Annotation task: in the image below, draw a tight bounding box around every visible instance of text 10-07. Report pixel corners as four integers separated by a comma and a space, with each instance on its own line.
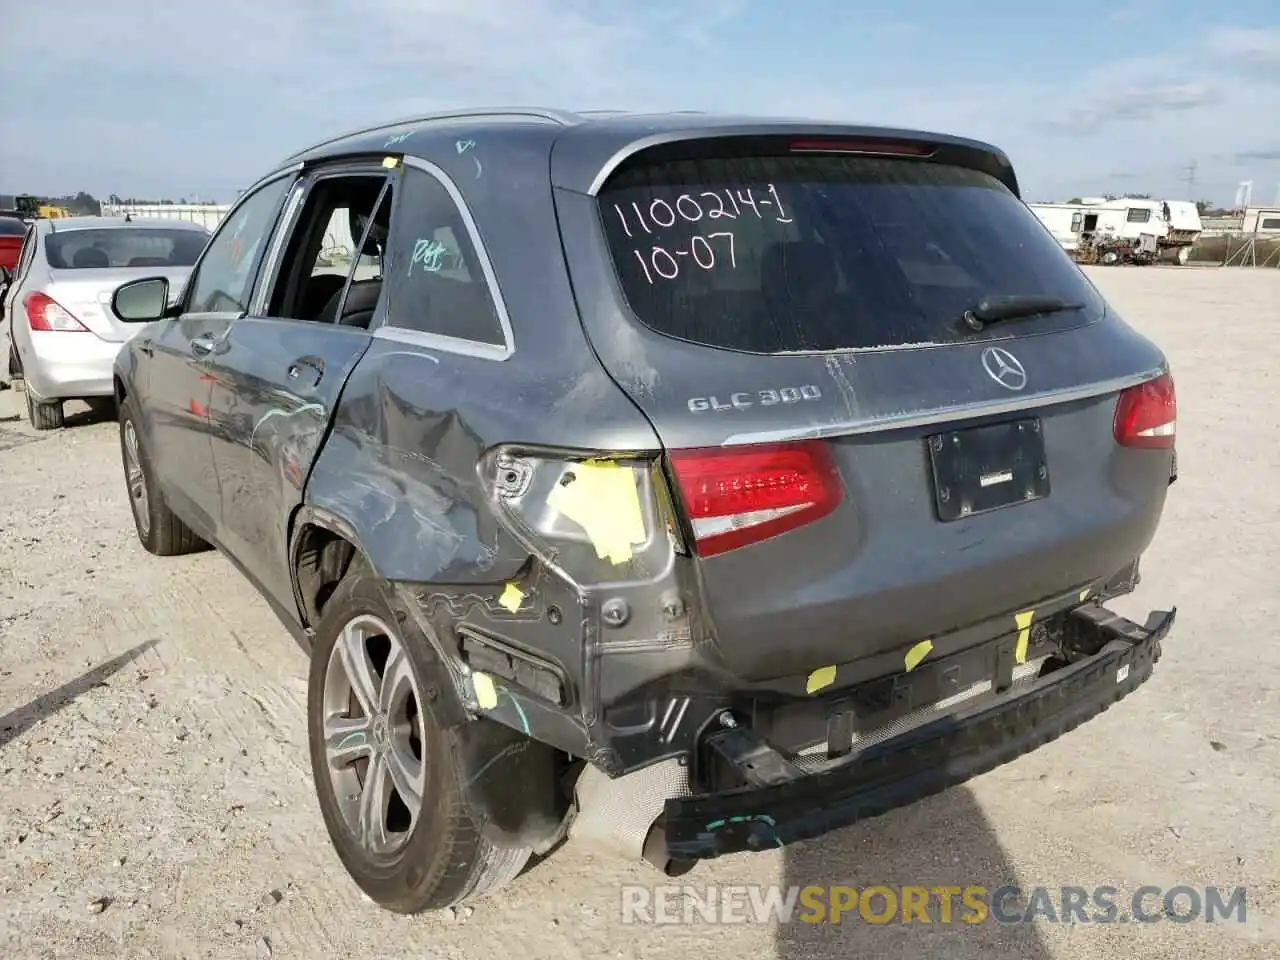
634, 233, 737, 284
613, 184, 792, 238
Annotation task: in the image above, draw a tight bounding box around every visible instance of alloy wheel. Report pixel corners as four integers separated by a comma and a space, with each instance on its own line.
322, 614, 428, 856
122, 420, 150, 537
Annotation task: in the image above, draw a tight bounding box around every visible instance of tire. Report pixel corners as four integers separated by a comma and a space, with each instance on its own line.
27, 391, 63, 430
7, 343, 20, 379
118, 395, 207, 555
308, 567, 533, 913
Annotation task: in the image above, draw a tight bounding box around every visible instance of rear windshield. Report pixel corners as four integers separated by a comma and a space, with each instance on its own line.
45, 227, 208, 270
598, 154, 1105, 352
0, 218, 25, 236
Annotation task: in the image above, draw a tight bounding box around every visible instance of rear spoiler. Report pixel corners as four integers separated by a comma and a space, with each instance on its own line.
549, 122, 1021, 199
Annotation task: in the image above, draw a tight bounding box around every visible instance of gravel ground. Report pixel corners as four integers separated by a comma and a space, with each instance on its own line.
1, 266, 1277, 959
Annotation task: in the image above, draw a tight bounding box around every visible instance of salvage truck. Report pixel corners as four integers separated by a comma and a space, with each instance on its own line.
104, 107, 1179, 914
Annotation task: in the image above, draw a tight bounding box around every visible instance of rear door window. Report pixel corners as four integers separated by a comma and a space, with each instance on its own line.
45, 228, 209, 269
597, 153, 1105, 353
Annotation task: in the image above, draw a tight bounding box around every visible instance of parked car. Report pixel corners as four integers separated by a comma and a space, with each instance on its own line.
106, 108, 1178, 914
0, 213, 24, 274
2, 216, 209, 428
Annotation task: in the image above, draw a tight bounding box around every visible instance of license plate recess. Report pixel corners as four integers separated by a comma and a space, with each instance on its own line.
928, 418, 1049, 522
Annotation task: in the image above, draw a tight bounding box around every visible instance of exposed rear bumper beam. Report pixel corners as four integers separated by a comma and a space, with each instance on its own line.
662, 603, 1175, 859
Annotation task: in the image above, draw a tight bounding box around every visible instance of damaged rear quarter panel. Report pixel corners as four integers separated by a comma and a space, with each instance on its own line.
305, 346, 659, 585
300, 126, 671, 755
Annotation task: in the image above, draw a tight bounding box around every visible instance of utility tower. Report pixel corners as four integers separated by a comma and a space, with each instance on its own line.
1177, 161, 1198, 196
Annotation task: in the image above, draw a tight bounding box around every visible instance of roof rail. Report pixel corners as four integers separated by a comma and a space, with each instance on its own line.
575, 109, 708, 116
279, 107, 584, 163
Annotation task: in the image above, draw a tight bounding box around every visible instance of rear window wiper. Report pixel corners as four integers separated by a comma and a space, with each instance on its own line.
960, 295, 1085, 332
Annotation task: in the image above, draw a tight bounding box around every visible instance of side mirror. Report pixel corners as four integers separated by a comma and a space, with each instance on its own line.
111, 277, 172, 323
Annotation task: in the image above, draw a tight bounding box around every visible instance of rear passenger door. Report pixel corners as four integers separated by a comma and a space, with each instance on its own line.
204, 162, 389, 613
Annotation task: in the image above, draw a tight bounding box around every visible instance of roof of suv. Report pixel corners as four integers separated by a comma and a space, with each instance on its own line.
275, 107, 1021, 198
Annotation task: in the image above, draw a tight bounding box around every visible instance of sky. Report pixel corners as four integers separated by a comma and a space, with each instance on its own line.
1, 0, 1277, 207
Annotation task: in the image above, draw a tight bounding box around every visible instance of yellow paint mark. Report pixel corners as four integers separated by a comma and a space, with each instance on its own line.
904, 639, 933, 673
472, 672, 498, 710
381, 156, 399, 168
1014, 609, 1036, 664
498, 583, 524, 613
1079, 588, 1091, 602
806, 665, 837, 694
546, 460, 646, 565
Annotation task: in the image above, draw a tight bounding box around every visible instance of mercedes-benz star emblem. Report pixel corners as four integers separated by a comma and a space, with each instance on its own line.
981, 347, 1027, 391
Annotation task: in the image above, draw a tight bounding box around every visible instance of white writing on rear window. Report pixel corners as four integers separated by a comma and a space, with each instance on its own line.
613, 184, 792, 284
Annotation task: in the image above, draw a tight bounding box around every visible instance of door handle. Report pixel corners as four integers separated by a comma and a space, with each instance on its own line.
190, 335, 218, 357
138, 338, 154, 356
287, 356, 324, 386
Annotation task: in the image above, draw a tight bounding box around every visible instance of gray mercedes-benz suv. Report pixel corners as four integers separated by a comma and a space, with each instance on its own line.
105, 107, 1178, 914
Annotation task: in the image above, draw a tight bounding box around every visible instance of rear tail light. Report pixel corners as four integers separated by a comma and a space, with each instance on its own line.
668, 440, 843, 557
1113, 372, 1176, 449
25, 291, 89, 332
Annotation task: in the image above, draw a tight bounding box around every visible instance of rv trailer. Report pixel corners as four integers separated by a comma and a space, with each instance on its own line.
1027, 197, 1202, 265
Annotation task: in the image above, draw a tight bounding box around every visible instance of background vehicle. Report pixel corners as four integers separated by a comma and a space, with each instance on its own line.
0, 214, 24, 273
107, 108, 1177, 915
1028, 197, 1202, 265
14, 194, 73, 220
5, 216, 209, 429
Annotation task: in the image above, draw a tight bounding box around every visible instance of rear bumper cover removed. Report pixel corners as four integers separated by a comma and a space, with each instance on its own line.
662, 603, 1175, 860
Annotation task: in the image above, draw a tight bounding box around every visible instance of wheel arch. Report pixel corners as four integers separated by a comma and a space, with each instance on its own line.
291, 503, 574, 851
288, 503, 377, 631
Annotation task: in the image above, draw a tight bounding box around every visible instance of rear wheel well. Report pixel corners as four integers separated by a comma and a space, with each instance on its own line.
294, 524, 361, 627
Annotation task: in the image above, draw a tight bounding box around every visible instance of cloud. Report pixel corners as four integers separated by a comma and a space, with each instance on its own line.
1206, 26, 1280, 72
0, 3, 1275, 206
1050, 82, 1221, 132
1233, 148, 1280, 162
1107, 0, 1153, 23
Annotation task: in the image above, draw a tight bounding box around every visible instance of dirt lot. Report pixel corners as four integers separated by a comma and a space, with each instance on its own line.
1, 266, 1277, 959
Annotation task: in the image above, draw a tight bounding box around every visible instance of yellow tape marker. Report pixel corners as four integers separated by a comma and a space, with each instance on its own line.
381, 156, 399, 168
1079, 588, 1091, 602
546, 460, 646, 565
1014, 610, 1036, 664
904, 639, 933, 673
806, 665, 837, 694
498, 583, 524, 613
472, 672, 498, 710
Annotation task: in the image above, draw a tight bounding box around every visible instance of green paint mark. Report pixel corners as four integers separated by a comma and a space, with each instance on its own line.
498, 687, 531, 735
705, 814, 783, 847
249, 403, 325, 449
334, 731, 367, 752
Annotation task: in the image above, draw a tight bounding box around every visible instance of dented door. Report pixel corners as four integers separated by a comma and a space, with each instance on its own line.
205, 316, 372, 612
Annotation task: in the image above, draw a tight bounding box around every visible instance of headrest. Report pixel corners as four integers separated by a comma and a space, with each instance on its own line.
350, 205, 388, 255
760, 241, 838, 301
72, 247, 110, 268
